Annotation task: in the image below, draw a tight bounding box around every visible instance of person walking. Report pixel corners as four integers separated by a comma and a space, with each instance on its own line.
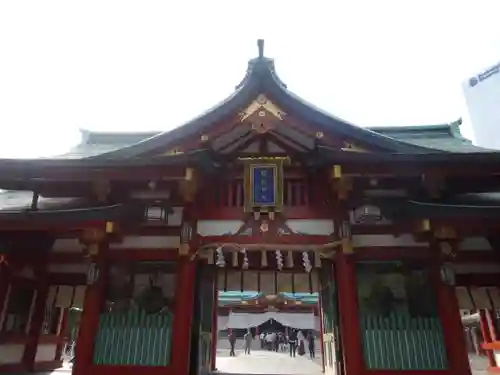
228, 331, 236, 357
288, 329, 298, 357
307, 331, 315, 359
278, 332, 285, 352
244, 329, 253, 355
260, 332, 265, 349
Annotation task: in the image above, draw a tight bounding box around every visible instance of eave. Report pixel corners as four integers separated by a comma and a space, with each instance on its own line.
0, 199, 141, 223
377, 194, 500, 219
0, 150, 219, 184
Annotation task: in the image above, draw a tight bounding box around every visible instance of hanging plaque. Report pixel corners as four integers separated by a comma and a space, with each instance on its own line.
244, 159, 284, 212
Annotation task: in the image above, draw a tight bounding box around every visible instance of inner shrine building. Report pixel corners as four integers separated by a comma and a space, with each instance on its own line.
1, 39, 500, 375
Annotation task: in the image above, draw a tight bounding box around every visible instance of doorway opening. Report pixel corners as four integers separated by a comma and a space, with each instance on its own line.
211, 263, 339, 375
216, 290, 322, 375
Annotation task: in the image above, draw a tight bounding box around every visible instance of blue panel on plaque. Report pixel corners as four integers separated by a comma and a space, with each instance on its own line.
252, 166, 276, 205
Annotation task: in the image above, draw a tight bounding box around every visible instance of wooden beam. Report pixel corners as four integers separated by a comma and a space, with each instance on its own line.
197, 206, 333, 220
341, 162, 500, 177
48, 248, 180, 263
119, 225, 181, 236
198, 234, 332, 247
354, 246, 433, 260
0, 220, 105, 232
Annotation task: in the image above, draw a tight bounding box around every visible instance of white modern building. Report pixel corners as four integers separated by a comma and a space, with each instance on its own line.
462, 61, 500, 150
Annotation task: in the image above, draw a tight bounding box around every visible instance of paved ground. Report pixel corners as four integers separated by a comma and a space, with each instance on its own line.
216, 338, 322, 375
216, 349, 323, 375
216, 339, 490, 375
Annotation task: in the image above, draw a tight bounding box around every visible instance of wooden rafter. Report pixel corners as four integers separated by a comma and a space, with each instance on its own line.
163, 114, 243, 152
224, 134, 266, 159
266, 132, 310, 153
216, 130, 254, 153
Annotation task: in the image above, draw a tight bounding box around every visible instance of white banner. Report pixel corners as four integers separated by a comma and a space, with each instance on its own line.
225, 312, 316, 329
218, 315, 230, 330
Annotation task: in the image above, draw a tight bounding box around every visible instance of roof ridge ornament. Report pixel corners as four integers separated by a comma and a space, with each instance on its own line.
257, 39, 265, 59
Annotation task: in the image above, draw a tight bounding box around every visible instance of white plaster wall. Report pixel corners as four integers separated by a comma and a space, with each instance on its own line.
285, 219, 334, 235
0, 344, 25, 364
34, 344, 57, 363
459, 237, 492, 251
109, 236, 180, 249
166, 207, 183, 226
51, 239, 83, 253
352, 234, 427, 247
451, 263, 500, 274
197, 220, 244, 236
145, 206, 184, 226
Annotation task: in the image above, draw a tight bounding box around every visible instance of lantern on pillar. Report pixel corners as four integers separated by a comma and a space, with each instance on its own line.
86, 263, 99, 285
440, 263, 456, 286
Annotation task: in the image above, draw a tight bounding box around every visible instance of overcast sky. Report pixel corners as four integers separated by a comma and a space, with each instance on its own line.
1, 0, 499, 158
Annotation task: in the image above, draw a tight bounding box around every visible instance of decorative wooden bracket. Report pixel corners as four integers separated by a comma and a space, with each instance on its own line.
413, 218, 431, 234
178, 243, 190, 257
433, 225, 456, 240
341, 238, 353, 254
80, 227, 106, 258
421, 174, 445, 199
330, 165, 351, 200
91, 179, 110, 203
178, 167, 198, 202
438, 240, 458, 259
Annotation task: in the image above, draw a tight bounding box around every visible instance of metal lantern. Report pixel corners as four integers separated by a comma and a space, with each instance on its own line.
86, 263, 99, 285
440, 264, 456, 286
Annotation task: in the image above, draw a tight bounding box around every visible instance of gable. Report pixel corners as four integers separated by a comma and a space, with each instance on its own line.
58, 41, 488, 159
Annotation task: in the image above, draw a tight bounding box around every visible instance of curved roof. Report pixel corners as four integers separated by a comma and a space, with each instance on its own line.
90, 40, 465, 160
62, 119, 486, 159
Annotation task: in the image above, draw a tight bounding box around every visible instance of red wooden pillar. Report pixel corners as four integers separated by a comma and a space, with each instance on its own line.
72, 253, 106, 375
433, 262, 471, 375
335, 253, 363, 375
0, 263, 9, 320
317, 301, 325, 372
171, 259, 196, 375
210, 280, 218, 371
479, 309, 496, 367
23, 277, 49, 370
